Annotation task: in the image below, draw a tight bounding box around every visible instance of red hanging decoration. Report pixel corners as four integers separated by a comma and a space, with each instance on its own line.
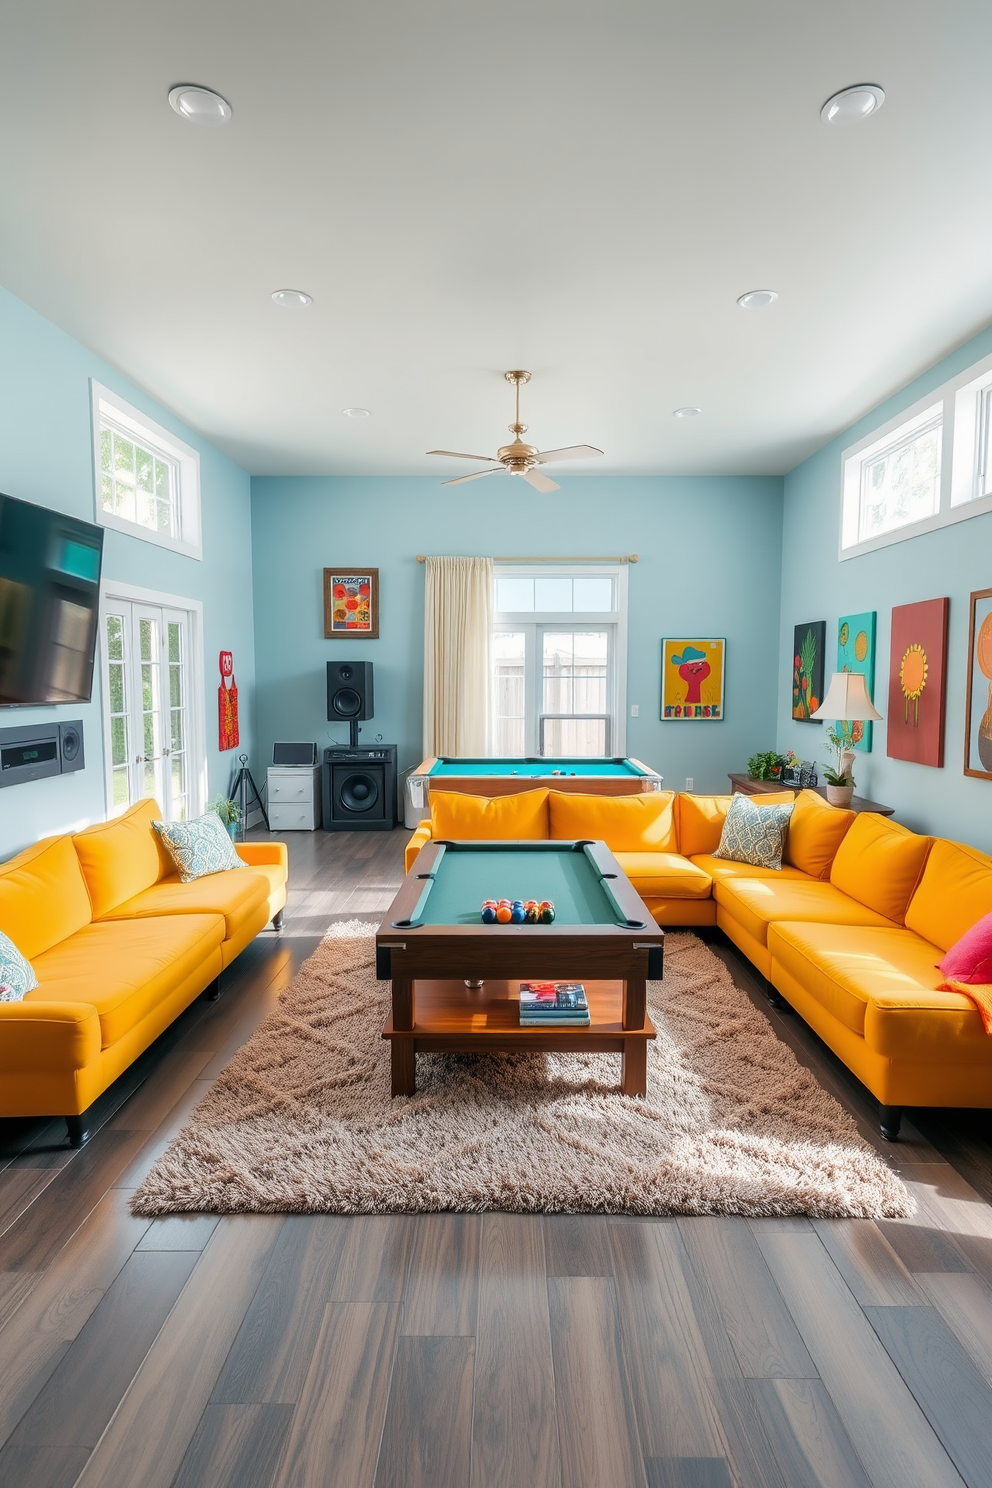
218, 650, 239, 751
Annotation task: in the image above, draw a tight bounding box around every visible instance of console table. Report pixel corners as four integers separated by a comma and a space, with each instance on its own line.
728, 774, 894, 817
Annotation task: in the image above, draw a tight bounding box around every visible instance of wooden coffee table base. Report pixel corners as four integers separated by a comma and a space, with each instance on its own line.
382, 978, 656, 1098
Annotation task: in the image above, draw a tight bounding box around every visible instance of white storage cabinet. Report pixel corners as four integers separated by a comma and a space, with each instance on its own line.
267, 765, 321, 831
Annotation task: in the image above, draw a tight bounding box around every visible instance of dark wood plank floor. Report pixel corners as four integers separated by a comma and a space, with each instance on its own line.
2, 825, 992, 1488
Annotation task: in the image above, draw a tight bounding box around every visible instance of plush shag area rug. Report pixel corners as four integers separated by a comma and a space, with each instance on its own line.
131, 923, 912, 1218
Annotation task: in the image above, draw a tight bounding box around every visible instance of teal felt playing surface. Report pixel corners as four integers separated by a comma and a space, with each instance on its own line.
414, 847, 619, 926
429, 756, 647, 777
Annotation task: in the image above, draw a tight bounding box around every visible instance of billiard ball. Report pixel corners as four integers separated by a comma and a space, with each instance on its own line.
510, 905, 526, 923
496, 905, 512, 923
481, 905, 497, 923
482, 898, 497, 909
538, 899, 555, 924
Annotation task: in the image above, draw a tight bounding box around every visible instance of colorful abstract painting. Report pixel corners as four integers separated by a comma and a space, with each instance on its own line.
792, 621, 826, 722
323, 568, 379, 638
837, 611, 877, 752
886, 598, 948, 768
965, 588, 992, 781
661, 638, 725, 720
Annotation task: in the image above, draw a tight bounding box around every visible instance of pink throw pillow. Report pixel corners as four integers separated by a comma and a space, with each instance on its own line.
938, 910, 992, 985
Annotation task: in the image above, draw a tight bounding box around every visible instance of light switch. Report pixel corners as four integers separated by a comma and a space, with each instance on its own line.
630, 704, 639, 717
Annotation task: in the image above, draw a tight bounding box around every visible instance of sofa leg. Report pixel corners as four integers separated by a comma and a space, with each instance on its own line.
879, 1104, 903, 1141
66, 1114, 90, 1148
272, 909, 284, 933
763, 979, 787, 1010
205, 976, 222, 1002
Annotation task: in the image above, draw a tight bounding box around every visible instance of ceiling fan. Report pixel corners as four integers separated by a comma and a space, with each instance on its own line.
427, 370, 603, 493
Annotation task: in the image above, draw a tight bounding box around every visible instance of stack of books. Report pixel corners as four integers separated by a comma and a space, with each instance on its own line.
518, 982, 590, 1027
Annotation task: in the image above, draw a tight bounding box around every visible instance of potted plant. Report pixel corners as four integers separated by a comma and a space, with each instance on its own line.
746, 750, 785, 782
823, 728, 856, 806
210, 796, 243, 841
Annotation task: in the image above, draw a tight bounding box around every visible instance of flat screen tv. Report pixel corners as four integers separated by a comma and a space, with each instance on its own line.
0, 493, 104, 705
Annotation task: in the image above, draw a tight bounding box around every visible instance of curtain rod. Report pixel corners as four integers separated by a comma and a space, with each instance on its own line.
415, 554, 638, 564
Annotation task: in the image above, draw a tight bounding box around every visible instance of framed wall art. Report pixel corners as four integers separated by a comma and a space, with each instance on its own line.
964, 587, 992, 780
792, 620, 826, 722
886, 598, 949, 768
837, 611, 877, 752
323, 568, 379, 639
661, 638, 725, 719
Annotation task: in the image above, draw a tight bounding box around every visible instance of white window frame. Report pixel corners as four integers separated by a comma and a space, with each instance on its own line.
91, 381, 202, 560
98, 580, 207, 819
492, 563, 628, 756
840, 349, 992, 560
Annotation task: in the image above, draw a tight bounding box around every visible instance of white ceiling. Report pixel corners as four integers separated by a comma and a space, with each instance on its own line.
2, 1, 991, 479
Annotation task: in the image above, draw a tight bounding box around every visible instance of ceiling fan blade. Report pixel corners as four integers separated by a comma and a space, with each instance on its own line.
522, 468, 560, 494
535, 444, 604, 464
441, 467, 504, 486
427, 449, 499, 462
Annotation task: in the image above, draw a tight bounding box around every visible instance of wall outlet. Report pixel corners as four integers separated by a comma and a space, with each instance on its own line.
630, 703, 639, 717
685, 777, 694, 791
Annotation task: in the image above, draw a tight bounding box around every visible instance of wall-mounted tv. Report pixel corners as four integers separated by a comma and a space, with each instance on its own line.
0, 493, 104, 706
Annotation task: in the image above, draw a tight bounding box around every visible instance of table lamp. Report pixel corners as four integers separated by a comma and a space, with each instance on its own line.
810, 671, 883, 785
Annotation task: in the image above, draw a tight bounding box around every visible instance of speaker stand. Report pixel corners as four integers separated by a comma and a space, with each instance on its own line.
349, 719, 360, 747
231, 753, 269, 838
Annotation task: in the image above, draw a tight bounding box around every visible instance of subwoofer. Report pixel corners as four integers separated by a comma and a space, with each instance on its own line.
322, 744, 397, 832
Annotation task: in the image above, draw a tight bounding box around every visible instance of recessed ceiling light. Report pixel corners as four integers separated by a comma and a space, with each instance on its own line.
673, 406, 702, 419
168, 85, 232, 126
820, 84, 885, 126
342, 408, 371, 418
737, 289, 778, 309
270, 289, 313, 308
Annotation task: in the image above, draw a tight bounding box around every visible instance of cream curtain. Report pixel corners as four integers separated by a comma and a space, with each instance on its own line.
423, 556, 493, 756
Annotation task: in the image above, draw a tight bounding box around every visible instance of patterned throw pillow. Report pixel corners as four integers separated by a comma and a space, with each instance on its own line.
153, 812, 246, 883
713, 793, 794, 871
0, 928, 38, 1003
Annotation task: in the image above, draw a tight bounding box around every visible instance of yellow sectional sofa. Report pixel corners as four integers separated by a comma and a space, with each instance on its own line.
406, 787, 992, 1137
0, 799, 288, 1145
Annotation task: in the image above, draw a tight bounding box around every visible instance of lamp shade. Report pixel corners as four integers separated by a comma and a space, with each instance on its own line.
810, 670, 883, 722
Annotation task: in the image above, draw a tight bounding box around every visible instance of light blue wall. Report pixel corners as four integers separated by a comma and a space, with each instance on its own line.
778, 323, 992, 851
0, 286, 255, 859
250, 474, 784, 798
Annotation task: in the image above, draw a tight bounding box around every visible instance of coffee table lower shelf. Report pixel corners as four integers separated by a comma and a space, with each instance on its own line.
382, 978, 657, 1098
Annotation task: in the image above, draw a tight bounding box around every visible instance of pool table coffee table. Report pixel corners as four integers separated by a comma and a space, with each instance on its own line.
410, 755, 663, 806
376, 839, 664, 1098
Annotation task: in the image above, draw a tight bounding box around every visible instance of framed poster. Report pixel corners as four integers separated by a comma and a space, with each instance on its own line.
661, 639, 725, 720
964, 587, 992, 780
323, 568, 379, 638
792, 620, 826, 722
887, 598, 949, 768
837, 611, 877, 752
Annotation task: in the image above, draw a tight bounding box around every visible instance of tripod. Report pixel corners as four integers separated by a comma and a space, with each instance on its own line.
230, 753, 269, 838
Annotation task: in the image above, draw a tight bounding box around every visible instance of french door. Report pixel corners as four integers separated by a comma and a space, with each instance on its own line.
102, 596, 199, 819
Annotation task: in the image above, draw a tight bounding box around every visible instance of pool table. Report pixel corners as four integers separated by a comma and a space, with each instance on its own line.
376, 839, 663, 1098
409, 755, 663, 810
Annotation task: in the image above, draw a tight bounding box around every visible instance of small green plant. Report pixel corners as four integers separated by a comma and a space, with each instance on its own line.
746, 750, 785, 782
823, 727, 854, 786
209, 796, 242, 827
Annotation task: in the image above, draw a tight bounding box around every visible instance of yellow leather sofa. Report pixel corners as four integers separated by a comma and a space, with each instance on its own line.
405, 787, 992, 1137
0, 799, 288, 1146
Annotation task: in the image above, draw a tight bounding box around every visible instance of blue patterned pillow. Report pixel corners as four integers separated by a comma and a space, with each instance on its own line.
0, 928, 38, 1003
153, 812, 246, 883
713, 793, 794, 871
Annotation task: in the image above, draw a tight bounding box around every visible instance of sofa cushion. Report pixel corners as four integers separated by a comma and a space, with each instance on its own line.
549, 790, 677, 852
905, 838, 992, 955
714, 794, 793, 870
783, 790, 855, 880
72, 799, 173, 919
768, 921, 951, 1038
715, 876, 897, 948
0, 836, 94, 960
829, 813, 931, 924
0, 928, 37, 1003
27, 913, 225, 1048
613, 852, 712, 899
97, 869, 270, 941
430, 788, 549, 840
674, 792, 794, 857
153, 813, 246, 883
689, 854, 811, 884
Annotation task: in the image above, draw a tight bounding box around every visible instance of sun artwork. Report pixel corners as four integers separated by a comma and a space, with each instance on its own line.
899, 643, 928, 725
